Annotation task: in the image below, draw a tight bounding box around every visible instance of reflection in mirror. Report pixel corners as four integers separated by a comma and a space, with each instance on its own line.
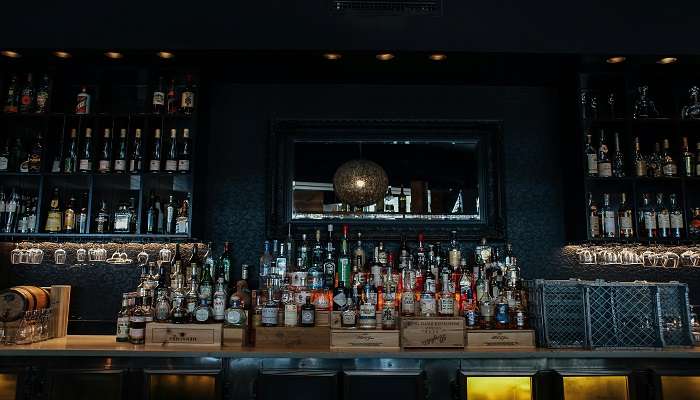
292, 141, 480, 221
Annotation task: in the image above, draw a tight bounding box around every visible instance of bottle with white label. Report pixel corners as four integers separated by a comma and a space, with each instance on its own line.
656, 193, 671, 238
261, 288, 279, 327
78, 128, 93, 173
212, 277, 227, 321
98, 128, 112, 173
597, 130, 612, 177
588, 192, 600, 239
128, 296, 145, 345
178, 128, 191, 173
284, 298, 298, 327
585, 133, 598, 177
601, 193, 617, 238
640, 193, 657, 238
669, 193, 684, 239
0, 139, 8, 171
618, 193, 634, 238
116, 294, 130, 342
149, 129, 161, 172
164, 128, 178, 172
114, 128, 127, 173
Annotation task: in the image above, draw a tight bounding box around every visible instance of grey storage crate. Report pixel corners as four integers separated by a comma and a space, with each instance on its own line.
656, 282, 694, 347
527, 279, 588, 348
585, 282, 663, 350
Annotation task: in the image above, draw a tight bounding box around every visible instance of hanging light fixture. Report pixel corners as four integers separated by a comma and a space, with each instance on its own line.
333, 159, 388, 207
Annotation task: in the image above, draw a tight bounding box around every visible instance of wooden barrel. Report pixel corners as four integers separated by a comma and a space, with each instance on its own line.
0, 286, 50, 322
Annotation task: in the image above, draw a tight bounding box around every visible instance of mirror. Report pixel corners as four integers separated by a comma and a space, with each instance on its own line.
269, 119, 504, 239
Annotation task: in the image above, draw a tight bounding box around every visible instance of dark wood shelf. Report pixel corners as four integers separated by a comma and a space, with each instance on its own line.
0, 233, 192, 241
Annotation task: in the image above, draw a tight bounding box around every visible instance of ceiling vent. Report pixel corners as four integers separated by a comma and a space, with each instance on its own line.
332, 0, 442, 15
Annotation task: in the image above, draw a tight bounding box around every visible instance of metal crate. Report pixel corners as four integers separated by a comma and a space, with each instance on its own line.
656, 282, 694, 347
585, 282, 663, 350
527, 280, 588, 348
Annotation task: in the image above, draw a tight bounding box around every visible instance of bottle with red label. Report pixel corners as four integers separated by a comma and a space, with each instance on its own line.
19, 73, 34, 113
3, 74, 19, 113
75, 86, 90, 114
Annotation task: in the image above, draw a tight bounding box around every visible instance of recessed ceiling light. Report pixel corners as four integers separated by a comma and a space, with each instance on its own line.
323, 53, 342, 60
376, 53, 395, 61
53, 51, 72, 59
657, 57, 678, 65
429, 53, 447, 61
606, 56, 626, 64
1, 50, 21, 59
157, 51, 175, 59
104, 51, 124, 59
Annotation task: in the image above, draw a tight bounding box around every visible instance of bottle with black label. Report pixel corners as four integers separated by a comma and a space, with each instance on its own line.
164, 128, 178, 172
79, 128, 93, 172
300, 296, 315, 327
114, 129, 127, 173
98, 128, 112, 173
149, 129, 161, 172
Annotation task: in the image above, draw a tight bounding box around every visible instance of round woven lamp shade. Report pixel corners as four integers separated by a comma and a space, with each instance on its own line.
333, 159, 389, 208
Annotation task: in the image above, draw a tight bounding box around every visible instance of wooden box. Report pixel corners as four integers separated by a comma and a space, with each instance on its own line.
316, 310, 330, 327
145, 323, 223, 347
254, 326, 330, 349
223, 327, 247, 348
400, 317, 465, 349
465, 329, 536, 349
330, 329, 400, 351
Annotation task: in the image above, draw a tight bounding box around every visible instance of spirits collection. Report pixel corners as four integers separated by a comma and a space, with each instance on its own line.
116, 228, 529, 344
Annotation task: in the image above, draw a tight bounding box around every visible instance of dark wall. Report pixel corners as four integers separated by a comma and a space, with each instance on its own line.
2, 1, 699, 54
201, 83, 566, 280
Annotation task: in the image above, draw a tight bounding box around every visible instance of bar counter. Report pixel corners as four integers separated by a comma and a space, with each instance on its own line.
1, 335, 699, 359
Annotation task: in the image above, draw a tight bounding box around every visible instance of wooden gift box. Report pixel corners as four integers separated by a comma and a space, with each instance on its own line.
400, 317, 465, 349
253, 326, 330, 349
465, 329, 536, 349
145, 323, 223, 347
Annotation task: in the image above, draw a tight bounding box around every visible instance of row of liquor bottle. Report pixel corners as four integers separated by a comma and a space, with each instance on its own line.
0, 186, 191, 234
0, 127, 192, 174
3, 73, 197, 115
584, 131, 700, 178
117, 231, 528, 344
587, 191, 700, 239
580, 85, 700, 120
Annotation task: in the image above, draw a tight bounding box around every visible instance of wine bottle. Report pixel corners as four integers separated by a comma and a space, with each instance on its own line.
98, 128, 112, 173
130, 128, 143, 174
152, 77, 165, 114
178, 129, 190, 173
164, 128, 177, 173
78, 128, 93, 172
149, 129, 161, 173
114, 128, 127, 173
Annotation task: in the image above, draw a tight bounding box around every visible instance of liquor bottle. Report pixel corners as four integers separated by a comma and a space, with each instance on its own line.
128, 296, 146, 344
175, 198, 189, 234
669, 193, 684, 239
448, 230, 461, 268
597, 130, 612, 177
634, 137, 646, 177
689, 208, 700, 239
114, 128, 127, 173
19, 73, 34, 113
358, 284, 377, 329
51, 142, 61, 173
633, 85, 659, 119
682, 137, 694, 177
696, 143, 700, 177
142, 295, 154, 323
225, 296, 247, 328
94, 200, 109, 233
152, 77, 165, 114
116, 294, 130, 342
27, 132, 42, 173
588, 192, 600, 239
612, 132, 625, 177
193, 299, 211, 324
166, 79, 177, 115
656, 193, 671, 238
149, 129, 162, 172
258, 240, 272, 283
419, 276, 437, 317
381, 291, 397, 330
63, 129, 77, 173
145, 191, 158, 234
437, 274, 455, 317
353, 230, 366, 269
178, 128, 191, 173
129, 129, 143, 173
512, 291, 528, 330
398, 185, 407, 213
649, 142, 662, 177
63, 196, 76, 233
164, 195, 176, 234
333, 280, 348, 311
618, 193, 634, 239
75, 86, 90, 114
298, 233, 310, 271
476, 266, 493, 329
662, 139, 677, 177
341, 298, 357, 328
0, 139, 8, 171
77, 193, 88, 233
185, 272, 199, 320
323, 225, 336, 289
212, 277, 227, 322
682, 86, 700, 119
300, 297, 316, 327
283, 288, 299, 327
44, 187, 62, 233
98, 128, 112, 173
275, 241, 288, 282
35, 74, 50, 114
3, 190, 17, 233
639, 193, 657, 238
170, 287, 189, 324
261, 288, 278, 327
601, 193, 617, 238
218, 241, 234, 286
400, 275, 415, 317
113, 202, 131, 233
3, 74, 18, 113
585, 133, 598, 177
198, 254, 214, 302
181, 74, 195, 115
164, 129, 178, 173
78, 128, 93, 172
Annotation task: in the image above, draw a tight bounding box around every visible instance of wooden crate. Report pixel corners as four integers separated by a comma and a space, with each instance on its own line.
223, 327, 247, 348
254, 326, 330, 349
316, 310, 330, 327
145, 323, 222, 347
400, 317, 465, 349
330, 329, 400, 351
465, 329, 536, 349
